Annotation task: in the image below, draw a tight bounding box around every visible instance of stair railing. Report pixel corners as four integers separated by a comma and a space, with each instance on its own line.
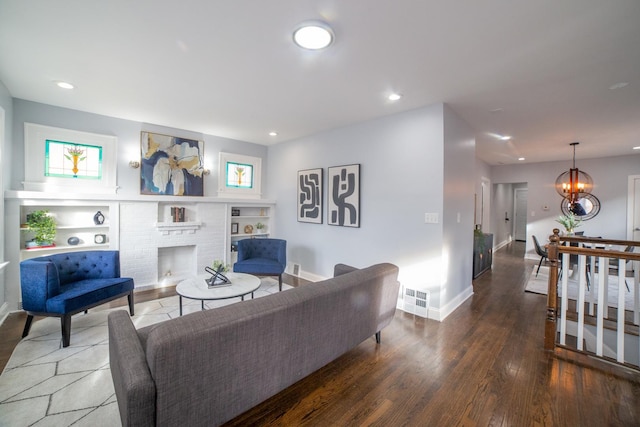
545, 228, 640, 368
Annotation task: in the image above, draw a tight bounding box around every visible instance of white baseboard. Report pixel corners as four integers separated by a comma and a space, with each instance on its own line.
297, 270, 327, 282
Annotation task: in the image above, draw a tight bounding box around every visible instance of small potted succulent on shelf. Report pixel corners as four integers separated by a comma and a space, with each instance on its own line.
211, 260, 230, 273
555, 212, 582, 235
26, 209, 57, 247
255, 222, 266, 234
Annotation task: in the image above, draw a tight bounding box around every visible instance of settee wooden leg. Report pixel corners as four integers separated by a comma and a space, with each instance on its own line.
61, 314, 72, 348
22, 314, 34, 338
375, 331, 381, 344
278, 274, 282, 292
128, 291, 135, 316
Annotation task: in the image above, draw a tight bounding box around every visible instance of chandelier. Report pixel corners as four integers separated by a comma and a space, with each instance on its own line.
554, 142, 593, 204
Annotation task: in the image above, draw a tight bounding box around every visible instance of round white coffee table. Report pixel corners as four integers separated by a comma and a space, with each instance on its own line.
176, 272, 261, 316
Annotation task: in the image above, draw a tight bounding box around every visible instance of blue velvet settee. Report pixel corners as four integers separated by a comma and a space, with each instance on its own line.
20, 250, 134, 347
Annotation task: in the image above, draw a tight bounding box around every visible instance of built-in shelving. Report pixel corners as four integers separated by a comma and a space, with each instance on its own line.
19, 202, 116, 260
229, 205, 273, 264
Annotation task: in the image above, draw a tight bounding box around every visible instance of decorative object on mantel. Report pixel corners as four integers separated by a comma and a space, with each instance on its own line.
327, 164, 360, 227
94, 234, 107, 244
244, 224, 254, 234
555, 213, 582, 235
140, 131, 204, 196
256, 222, 266, 233
26, 209, 57, 247
93, 210, 105, 225
170, 206, 186, 222
67, 236, 80, 245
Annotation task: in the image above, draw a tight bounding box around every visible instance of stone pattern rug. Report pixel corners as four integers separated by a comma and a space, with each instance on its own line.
0, 278, 290, 427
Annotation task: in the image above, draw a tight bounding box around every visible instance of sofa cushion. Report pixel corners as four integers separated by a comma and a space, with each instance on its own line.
233, 257, 283, 275
46, 277, 134, 314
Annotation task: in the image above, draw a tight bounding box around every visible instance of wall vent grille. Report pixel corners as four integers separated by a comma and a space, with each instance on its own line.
402, 287, 430, 318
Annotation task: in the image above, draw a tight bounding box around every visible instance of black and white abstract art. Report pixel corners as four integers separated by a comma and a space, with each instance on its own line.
328, 164, 360, 227
298, 168, 323, 223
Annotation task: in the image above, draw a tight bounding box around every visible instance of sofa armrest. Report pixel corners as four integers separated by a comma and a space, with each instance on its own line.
108, 310, 156, 427
19, 259, 61, 312
333, 263, 358, 277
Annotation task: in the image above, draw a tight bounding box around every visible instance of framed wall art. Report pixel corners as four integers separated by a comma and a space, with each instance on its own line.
140, 131, 204, 196
328, 164, 360, 227
298, 168, 323, 223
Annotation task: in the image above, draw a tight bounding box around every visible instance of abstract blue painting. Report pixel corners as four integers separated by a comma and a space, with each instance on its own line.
140, 132, 204, 196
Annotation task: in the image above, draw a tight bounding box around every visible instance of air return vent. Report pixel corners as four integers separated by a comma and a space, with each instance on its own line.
402, 287, 430, 318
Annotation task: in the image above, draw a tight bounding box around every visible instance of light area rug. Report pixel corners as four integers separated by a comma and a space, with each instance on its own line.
0, 278, 290, 427
524, 265, 636, 310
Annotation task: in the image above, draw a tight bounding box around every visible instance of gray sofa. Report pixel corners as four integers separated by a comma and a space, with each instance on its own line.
108, 262, 400, 427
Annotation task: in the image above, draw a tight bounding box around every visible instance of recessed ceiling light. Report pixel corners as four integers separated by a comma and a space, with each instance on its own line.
293, 22, 334, 50
633, 146, 640, 150
55, 81, 74, 89
388, 93, 402, 101
499, 135, 512, 141
490, 108, 504, 113
518, 157, 525, 161
269, 131, 278, 137
609, 82, 629, 90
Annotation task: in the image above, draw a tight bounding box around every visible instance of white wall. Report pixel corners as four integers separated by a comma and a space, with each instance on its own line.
0, 80, 13, 318
267, 103, 475, 320
491, 154, 640, 258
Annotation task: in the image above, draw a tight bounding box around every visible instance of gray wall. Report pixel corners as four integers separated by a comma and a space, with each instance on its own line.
267, 103, 475, 317
491, 155, 640, 258
10, 99, 268, 196
442, 104, 476, 311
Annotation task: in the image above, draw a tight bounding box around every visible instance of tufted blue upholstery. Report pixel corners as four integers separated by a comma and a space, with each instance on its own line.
20, 250, 134, 347
233, 238, 286, 291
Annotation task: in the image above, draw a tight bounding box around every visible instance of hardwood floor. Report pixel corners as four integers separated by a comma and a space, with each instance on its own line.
2, 245, 639, 426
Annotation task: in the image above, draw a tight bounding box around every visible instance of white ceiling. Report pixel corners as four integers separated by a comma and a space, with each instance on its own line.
1, 0, 639, 165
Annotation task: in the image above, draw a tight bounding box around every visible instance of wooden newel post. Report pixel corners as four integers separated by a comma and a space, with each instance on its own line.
544, 228, 560, 351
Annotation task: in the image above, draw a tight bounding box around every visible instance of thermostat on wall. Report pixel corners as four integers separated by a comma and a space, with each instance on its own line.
94, 234, 106, 244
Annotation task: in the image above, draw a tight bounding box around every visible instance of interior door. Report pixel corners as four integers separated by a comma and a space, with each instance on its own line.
514, 188, 528, 242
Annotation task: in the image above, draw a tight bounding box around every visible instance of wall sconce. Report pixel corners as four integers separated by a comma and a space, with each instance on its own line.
129, 160, 140, 169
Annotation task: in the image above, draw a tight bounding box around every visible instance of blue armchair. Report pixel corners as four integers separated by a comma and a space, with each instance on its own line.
20, 250, 134, 347
233, 238, 286, 291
